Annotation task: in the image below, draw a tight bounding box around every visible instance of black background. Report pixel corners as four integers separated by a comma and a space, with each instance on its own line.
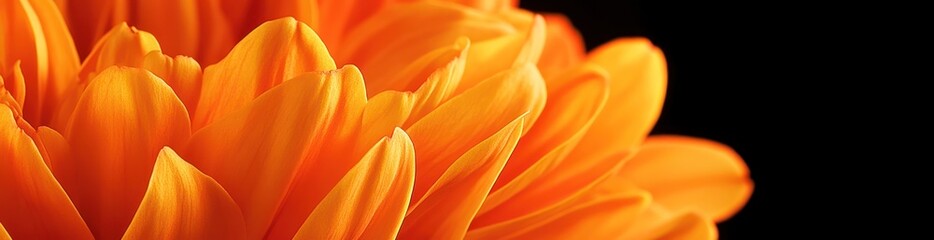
519, 0, 796, 238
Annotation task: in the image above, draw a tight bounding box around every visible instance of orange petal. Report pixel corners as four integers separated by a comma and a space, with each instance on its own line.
142, 51, 203, 115
133, 0, 198, 58
0, 105, 93, 239
621, 205, 718, 240
193, 17, 335, 129
183, 66, 366, 239
295, 128, 415, 239
621, 135, 753, 221
442, 0, 517, 11
567, 37, 667, 167
457, 11, 544, 94
471, 151, 634, 229
35, 126, 65, 168
58, 0, 121, 58
405, 64, 546, 203
0, 222, 9, 240
1, 0, 80, 125
189, 0, 237, 64
338, 2, 517, 91
77, 23, 161, 81
366, 37, 469, 97
483, 64, 609, 211
537, 14, 585, 80
236, 0, 318, 41
123, 147, 247, 239
49, 23, 162, 130
358, 39, 469, 145
399, 115, 526, 239
0, 62, 26, 109
55, 67, 191, 239
467, 176, 649, 239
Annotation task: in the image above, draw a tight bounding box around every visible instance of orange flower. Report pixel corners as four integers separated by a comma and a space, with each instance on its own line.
1, 0, 752, 239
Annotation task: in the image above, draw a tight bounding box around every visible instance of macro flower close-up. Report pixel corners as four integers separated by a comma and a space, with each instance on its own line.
1, 0, 753, 239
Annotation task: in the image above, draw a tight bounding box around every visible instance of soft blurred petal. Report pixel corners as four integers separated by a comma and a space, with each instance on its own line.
123, 147, 247, 240
569, 37, 667, 162
622, 135, 753, 221
134, 0, 198, 58
0, 62, 26, 113
193, 17, 335, 129
0, 222, 8, 240
295, 128, 415, 240
184, 66, 366, 239
338, 2, 542, 94
400, 116, 526, 239
55, 67, 190, 239
1, 0, 79, 125
142, 51, 203, 115
621, 205, 718, 240
0, 105, 93, 239
537, 14, 585, 80
442, 0, 517, 11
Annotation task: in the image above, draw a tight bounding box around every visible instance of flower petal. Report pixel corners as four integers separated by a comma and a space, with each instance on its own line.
193, 17, 335, 129
568, 38, 667, 162
338, 2, 518, 92
400, 115, 526, 239
467, 176, 649, 239
133, 0, 198, 58
442, 0, 517, 11
123, 147, 247, 239
405, 64, 546, 203
77, 23, 161, 81
0, 222, 8, 240
621, 205, 718, 240
142, 51, 203, 115
55, 67, 191, 239
537, 14, 585, 80
458, 12, 544, 94
0, 62, 26, 110
183, 66, 366, 239
1, 0, 80, 125
472, 150, 634, 228
358, 39, 469, 145
621, 135, 753, 221
50, 23, 162, 129
0, 105, 93, 239
481, 64, 609, 213
35, 126, 65, 168
294, 128, 415, 240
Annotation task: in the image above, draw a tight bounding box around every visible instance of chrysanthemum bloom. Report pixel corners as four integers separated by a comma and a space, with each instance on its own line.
1, 0, 752, 239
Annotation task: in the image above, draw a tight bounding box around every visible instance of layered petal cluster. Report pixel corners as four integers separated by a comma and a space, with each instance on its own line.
1, 0, 752, 239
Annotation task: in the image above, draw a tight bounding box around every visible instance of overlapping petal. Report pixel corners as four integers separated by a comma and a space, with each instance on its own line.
192, 17, 335, 129
0, 104, 93, 239
54, 67, 190, 239
294, 128, 415, 240
0, 1, 753, 238
123, 147, 247, 239
569, 38, 667, 162
1, 0, 79, 125
182, 66, 365, 239
621, 135, 753, 221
